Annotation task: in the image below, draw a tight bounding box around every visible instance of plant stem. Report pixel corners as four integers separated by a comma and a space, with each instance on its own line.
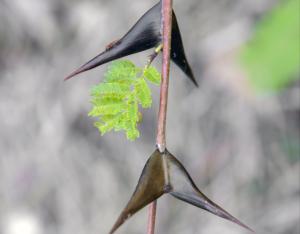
146, 201, 157, 234
156, 0, 173, 153
147, 1, 173, 234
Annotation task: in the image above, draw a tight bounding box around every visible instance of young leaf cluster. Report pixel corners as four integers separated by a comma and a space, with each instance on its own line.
89, 60, 161, 141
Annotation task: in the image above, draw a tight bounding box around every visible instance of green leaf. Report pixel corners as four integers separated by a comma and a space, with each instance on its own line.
89, 59, 161, 141
135, 78, 152, 108
90, 96, 123, 106
143, 66, 161, 85
127, 99, 139, 122
105, 60, 141, 84
125, 100, 140, 141
88, 102, 125, 116
91, 83, 130, 97
95, 114, 122, 135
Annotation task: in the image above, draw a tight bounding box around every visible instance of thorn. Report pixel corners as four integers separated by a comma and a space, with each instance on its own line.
109, 149, 254, 233
64, 2, 198, 86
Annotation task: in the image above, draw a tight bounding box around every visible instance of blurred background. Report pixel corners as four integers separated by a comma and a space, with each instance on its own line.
0, 0, 299, 233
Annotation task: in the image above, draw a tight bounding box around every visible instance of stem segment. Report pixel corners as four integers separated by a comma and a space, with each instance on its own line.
146, 201, 157, 234
147, 0, 173, 234
156, 0, 173, 153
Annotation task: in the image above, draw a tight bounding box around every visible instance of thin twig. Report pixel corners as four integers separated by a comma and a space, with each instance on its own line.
147, 1, 173, 234
156, 0, 172, 152
146, 201, 157, 234
146, 44, 163, 68
156, 0, 173, 153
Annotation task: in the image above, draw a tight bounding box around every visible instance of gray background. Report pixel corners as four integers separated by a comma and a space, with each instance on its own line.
0, 0, 299, 234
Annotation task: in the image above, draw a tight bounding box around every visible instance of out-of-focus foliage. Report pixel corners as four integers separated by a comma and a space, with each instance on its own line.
89, 60, 161, 140
241, 0, 300, 92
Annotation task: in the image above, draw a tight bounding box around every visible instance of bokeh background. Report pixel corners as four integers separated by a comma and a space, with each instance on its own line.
0, 0, 299, 234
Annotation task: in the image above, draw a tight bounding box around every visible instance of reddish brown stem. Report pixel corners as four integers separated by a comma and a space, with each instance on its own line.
156, 0, 173, 153
146, 201, 157, 234
147, 1, 173, 234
